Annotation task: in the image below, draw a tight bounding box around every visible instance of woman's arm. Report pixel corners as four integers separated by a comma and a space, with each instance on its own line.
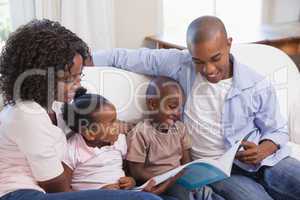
38, 174, 69, 193
38, 162, 73, 193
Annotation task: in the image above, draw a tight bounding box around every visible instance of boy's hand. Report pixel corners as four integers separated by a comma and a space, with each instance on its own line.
101, 183, 120, 190
143, 172, 182, 195
119, 176, 136, 189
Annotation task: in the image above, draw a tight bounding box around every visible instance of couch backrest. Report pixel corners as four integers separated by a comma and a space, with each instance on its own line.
81, 67, 151, 123
78, 44, 300, 143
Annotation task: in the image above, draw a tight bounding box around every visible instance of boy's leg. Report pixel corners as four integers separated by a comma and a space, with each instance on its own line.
0, 189, 163, 200
164, 184, 224, 200
260, 157, 300, 200
163, 183, 190, 200
194, 186, 225, 200
210, 174, 273, 200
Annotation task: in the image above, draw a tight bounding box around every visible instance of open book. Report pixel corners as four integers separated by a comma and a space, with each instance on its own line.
133, 140, 241, 191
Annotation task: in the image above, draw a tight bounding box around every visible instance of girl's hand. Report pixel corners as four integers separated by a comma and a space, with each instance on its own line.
119, 176, 136, 189
101, 183, 120, 190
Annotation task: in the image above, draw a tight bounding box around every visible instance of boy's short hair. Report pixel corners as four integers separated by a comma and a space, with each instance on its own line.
146, 76, 184, 101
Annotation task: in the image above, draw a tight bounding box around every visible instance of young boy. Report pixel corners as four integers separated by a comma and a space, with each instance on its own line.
126, 77, 223, 200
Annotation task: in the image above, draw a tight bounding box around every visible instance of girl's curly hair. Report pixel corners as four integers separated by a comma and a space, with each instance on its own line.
0, 19, 90, 108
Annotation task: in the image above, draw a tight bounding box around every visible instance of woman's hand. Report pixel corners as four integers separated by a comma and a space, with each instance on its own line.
119, 176, 136, 189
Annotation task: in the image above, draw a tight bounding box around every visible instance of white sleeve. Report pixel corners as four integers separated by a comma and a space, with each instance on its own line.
62, 136, 78, 170
10, 108, 66, 182
113, 134, 127, 158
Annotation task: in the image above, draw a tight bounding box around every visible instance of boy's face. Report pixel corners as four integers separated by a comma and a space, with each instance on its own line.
189, 32, 232, 83
84, 104, 119, 147
149, 85, 185, 128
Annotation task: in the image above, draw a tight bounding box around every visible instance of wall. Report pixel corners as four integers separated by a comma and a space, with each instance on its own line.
262, 0, 300, 24
114, 0, 163, 48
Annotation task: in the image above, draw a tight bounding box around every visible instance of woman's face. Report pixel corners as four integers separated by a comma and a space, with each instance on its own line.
57, 53, 83, 102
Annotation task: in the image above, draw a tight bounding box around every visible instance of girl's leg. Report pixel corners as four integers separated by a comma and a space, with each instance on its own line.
1, 189, 163, 200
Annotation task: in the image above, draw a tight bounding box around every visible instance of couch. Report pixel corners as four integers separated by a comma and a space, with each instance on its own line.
81, 44, 300, 160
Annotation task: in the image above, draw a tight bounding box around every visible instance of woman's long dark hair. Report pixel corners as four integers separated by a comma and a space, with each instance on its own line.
0, 19, 90, 107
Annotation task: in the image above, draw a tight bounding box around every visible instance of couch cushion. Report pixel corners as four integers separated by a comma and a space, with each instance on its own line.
81, 67, 151, 123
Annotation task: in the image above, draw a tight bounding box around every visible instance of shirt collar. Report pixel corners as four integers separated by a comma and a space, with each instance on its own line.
227, 54, 264, 99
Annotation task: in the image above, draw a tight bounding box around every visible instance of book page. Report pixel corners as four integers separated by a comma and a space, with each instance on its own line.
132, 141, 241, 191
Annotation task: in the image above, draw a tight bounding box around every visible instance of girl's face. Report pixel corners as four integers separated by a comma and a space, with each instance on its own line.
84, 103, 119, 148
57, 53, 83, 103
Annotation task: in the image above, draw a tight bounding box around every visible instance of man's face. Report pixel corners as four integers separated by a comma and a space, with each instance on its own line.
189, 32, 232, 83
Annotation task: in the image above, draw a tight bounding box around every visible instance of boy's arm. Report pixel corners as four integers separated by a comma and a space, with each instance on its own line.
180, 123, 193, 165
92, 48, 188, 78
127, 161, 155, 182
127, 161, 183, 195
181, 149, 192, 165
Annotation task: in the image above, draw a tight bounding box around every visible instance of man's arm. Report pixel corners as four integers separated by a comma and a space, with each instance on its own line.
255, 85, 289, 147
92, 48, 189, 78
236, 83, 288, 165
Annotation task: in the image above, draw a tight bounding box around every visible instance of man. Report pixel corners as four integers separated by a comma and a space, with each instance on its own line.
93, 16, 300, 200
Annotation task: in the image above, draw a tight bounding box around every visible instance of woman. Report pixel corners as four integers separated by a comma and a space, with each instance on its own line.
0, 19, 166, 200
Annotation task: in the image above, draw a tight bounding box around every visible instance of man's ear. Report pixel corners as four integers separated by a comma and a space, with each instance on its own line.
81, 127, 96, 141
227, 37, 232, 47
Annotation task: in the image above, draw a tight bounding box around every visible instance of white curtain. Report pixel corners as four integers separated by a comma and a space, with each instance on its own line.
34, 0, 61, 21
60, 0, 115, 50
9, 0, 35, 30
8, 0, 115, 50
